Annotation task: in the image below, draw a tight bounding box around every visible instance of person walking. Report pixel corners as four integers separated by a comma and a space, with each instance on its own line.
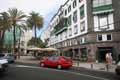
105, 51, 112, 71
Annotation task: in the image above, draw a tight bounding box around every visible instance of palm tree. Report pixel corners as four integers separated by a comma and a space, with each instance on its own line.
7, 8, 26, 54
0, 12, 12, 52
27, 11, 43, 38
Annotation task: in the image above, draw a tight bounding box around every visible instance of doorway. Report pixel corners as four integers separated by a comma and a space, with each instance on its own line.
97, 47, 113, 62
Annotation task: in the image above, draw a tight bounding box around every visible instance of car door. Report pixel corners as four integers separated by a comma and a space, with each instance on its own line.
50, 57, 59, 67
46, 57, 54, 66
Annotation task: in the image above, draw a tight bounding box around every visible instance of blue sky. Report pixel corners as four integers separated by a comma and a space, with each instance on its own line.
0, 0, 67, 37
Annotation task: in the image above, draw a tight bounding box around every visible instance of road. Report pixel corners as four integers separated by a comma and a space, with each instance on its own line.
0, 63, 119, 80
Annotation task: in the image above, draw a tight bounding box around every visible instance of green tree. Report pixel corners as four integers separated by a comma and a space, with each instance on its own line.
0, 12, 12, 52
27, 37, 46, 48
27, 11, 43, 38
7, 8, 26, 54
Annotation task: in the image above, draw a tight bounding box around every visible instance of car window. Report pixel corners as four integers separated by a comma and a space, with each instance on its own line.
48, 57, 59, 61
48, 57, 54, 60
54, 57, 59, 61
0, 54, 5, 58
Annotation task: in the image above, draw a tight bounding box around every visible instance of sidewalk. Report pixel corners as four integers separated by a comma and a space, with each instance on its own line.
15, 55, 39, 64
15, 56, 116, 73
73, 61, 116, 73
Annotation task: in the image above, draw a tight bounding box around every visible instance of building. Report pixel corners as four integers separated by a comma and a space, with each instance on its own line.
48, 0, 120, 62
40, 25, 52, 45
4, 27, 21, 51
19, 29, 32, 54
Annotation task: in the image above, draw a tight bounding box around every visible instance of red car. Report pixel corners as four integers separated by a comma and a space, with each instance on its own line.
39, 56, 73, 69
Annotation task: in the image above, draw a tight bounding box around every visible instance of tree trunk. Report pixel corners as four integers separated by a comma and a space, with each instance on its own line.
0, 30, 5, 53
13, 24, 16, 55
34, 24, 37, 38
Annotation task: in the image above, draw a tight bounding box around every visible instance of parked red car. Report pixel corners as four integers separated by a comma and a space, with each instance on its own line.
39, 56, 73, 69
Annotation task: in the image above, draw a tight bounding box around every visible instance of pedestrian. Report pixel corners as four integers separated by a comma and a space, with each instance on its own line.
105, 51, 112, 71
106, 52, 111, 65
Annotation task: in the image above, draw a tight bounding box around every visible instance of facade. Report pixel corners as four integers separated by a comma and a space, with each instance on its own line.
48, 0, 120, 62
20, 29, 32, 54
4, 27, 20, 51
40, 25, 52, 45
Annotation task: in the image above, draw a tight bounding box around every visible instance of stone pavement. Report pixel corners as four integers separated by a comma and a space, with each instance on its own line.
73, 61, 116, 73
15, 56, 116, 73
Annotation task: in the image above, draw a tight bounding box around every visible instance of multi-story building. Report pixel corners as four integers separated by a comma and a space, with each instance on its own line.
48, 0, 120, 62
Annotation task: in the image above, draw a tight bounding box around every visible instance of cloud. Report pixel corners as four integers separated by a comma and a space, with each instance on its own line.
0, 0, 67, 36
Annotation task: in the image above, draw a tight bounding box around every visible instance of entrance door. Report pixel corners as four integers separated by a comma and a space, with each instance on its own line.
97, 47, 113, 62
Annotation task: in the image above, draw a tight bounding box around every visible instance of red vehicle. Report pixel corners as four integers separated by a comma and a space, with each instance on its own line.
39, 56, 73, 69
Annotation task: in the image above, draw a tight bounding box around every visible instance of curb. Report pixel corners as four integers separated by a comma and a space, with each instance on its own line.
72, 65, 115, 73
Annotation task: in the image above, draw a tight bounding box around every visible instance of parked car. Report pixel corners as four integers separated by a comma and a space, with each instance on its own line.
0, 53, 15, 63
0, 54, 8, 72
115, 61, 120, 75
39, 56, 73, 69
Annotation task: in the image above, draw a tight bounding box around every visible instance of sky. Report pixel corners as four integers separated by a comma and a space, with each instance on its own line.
0, 0, 67, 37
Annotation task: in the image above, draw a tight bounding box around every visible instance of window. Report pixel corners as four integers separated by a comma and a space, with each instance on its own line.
93, 0, 112, 7
69, 28, 72, 36
99, 15, 108, 29
98, 35, 102, 41
80, 21, 85, 32
68, 5, 71, 13
73, 0, 77, 8
73, 10, 77, 23
79, 0, 83, 3
74, 25, 78, 34
94, 13, 114, 31
80, 5, 85, 19
98, 14, 109, 30
60, 34, 62, 40
65, 9, 67, 16
68, 15, 72, 26
107, 34, 112, 40
97, 34, 112, 41
80, 37, 86, 44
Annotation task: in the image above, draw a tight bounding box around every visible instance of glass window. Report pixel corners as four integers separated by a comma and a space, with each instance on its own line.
80, 5, 85, 19
68, 5, 71, 13
73, 0, 77, 8
107, 34, 112, 40
99, 15, 108, 29
80, 21, 85, 32
93, 0, 99, 7
98, 14, 109, 30
106, 0, 112, 5
65, 9, 67, 16
73, 10, 77, 23
99, 0, 106, 6
69, 28, 72, 36
93, 0, 112, 7
74, 25, 78, 34
68, 15, 72, 26
98, 35, 102, 41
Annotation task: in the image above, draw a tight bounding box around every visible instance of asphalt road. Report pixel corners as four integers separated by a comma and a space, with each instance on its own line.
0, 63, 119, 80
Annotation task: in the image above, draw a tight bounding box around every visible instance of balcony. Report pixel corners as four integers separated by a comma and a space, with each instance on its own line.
54, 18, 67, 35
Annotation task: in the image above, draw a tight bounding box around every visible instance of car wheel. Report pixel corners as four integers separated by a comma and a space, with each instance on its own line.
40, 63, 45, 67
57, 65, 62, 69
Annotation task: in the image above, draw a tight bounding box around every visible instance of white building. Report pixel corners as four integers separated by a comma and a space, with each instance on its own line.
20, 29, 32, 54
48, 0, 120, 62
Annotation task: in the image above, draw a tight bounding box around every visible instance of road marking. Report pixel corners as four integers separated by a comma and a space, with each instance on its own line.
14, 65, 109, 80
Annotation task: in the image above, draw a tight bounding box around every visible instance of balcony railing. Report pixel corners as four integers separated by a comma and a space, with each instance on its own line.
54, 18, 68, 35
